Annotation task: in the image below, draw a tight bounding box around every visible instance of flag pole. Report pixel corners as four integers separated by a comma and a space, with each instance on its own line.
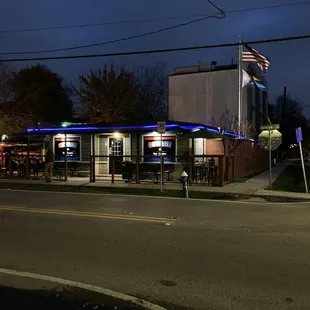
238, 37, 242, 138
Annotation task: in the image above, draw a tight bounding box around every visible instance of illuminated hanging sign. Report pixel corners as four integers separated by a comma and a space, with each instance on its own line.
143, 135, 176, 163
58, 141, 78, 149
147, 140, 172, 149
54, 136, 81, 161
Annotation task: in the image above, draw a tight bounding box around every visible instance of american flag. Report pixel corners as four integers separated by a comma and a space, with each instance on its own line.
241, 42, 270, 72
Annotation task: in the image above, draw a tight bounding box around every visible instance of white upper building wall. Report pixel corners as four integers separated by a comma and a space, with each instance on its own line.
168, 68, 248, 126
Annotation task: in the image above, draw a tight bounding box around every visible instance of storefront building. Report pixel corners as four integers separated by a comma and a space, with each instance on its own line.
25, 120, 232, 184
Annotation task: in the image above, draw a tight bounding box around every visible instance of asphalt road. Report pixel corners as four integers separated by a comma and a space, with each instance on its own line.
0, 189, 310, 309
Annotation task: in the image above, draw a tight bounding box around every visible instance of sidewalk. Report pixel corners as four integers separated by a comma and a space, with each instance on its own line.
255, 189, 310, 200
0, 164, 308, 201
220, 164, 287, 195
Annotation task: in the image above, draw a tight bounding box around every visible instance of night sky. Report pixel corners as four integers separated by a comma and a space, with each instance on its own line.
0, 0, 309, 113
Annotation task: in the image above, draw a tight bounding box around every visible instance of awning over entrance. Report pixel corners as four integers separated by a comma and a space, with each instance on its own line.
1, 133, 45, 144
179, 129, 225, 139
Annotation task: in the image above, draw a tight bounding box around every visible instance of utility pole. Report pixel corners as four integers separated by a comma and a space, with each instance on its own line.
237, 37, 242, 138
269, 128, 272, 189
282, 86, 287, 120
277, 86, 287, 163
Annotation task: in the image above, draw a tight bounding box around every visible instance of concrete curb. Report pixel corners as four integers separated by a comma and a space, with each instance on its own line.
0, 181, 309, 202
0, 268, 166, 310
0, 182, 249, 200
253, 189, 310, 201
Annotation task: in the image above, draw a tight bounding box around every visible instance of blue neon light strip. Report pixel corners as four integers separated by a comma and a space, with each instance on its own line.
27, 124, 181, 133
27, 123, 205, 133
144, 157, 175, 163
180, 125, 205, 130
26, 123, 242, 139
206, 127, 221, 133
223, 130, 244, 139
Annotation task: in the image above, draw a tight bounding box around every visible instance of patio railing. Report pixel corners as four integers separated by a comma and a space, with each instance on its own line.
90, 155, 225, 186
0, 154, 226, 187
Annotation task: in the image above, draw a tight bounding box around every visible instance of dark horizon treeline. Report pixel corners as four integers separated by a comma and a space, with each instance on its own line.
0, 61, 168, 134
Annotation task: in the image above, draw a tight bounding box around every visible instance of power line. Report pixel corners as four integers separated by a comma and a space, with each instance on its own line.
0, 15, 220, 56
207, 0, 225, 17
0, 1, 309, 34
1, 33, 309, 63
1, 1, 308, 56
289, 92, 310, 108
0, 0, 225, 55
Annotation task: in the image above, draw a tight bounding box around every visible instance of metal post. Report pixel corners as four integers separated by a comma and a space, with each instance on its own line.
282, 86, 287, 121
64, 133, 68, 181
160, 133, 163, 192
111, 156, 115, 183
299, 141, 308, 193
8, 152, 12, 179
90, 133, 93, 182
90, 154, 93, 183
238, 37, 242, 138
136, 132, 140, 184
268, 129, 272, 189
91, 134, 96, 182
26, 135, 30, 180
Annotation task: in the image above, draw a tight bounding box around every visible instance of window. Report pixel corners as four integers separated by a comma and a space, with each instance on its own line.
54, 136, 81, 161
143, 135, 176, 163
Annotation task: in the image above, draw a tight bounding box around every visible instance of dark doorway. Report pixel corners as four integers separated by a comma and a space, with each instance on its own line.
109, 138, 123, 174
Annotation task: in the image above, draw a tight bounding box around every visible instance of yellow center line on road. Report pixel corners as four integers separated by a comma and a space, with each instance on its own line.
0, 206, 176, 224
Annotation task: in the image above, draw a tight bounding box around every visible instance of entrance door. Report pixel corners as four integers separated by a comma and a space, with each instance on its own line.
109, 138, 123, 174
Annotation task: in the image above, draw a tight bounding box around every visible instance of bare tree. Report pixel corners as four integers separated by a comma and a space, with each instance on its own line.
274, 94, 308, 150
75, 64, 139, 123
0, 63, 12, 104
0, 64, 29, 135
134, 61, 167, 120
211, 109, 256, 181
215, 109, 256, 140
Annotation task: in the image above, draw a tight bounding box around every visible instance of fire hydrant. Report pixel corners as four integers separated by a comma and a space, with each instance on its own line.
180, 170, 189, 198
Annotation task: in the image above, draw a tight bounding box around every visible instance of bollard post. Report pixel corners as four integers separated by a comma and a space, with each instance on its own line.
111, 156, 115, 183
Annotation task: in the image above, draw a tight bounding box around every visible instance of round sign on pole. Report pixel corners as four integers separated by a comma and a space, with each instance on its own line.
258, 129, 282, 151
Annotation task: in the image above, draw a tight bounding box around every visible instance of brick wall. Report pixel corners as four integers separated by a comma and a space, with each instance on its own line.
205, 139, 224, 155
